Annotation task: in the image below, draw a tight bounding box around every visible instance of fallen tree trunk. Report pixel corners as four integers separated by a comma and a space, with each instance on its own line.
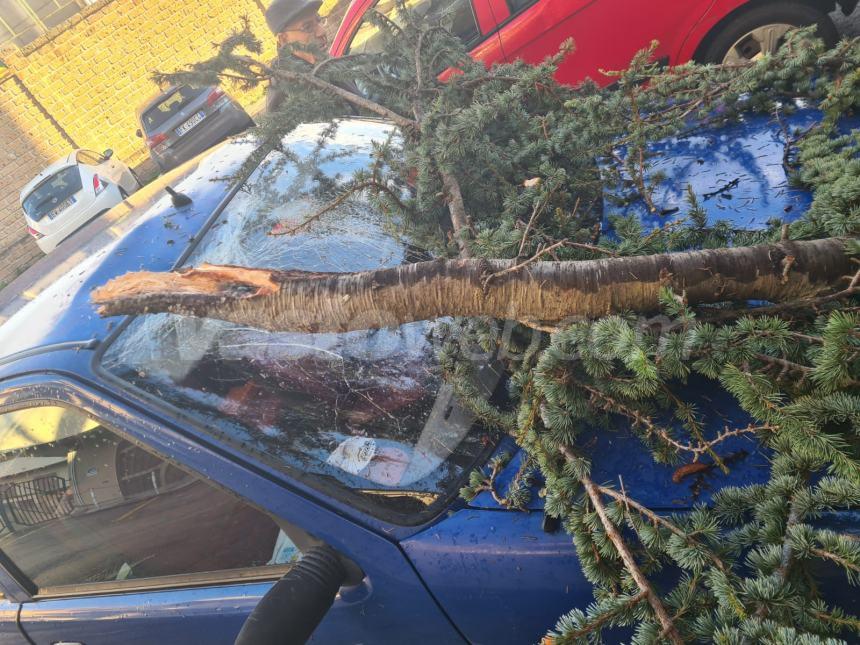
92, 238, 852, 333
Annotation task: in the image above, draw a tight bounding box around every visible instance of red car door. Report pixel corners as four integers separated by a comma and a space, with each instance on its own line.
488, 0, 715, 86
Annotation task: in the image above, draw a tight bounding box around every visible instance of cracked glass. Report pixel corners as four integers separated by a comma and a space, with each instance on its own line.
101, 120, 500, 520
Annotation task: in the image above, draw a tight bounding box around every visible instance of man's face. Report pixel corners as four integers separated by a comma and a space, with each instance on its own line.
277, 9, 327, 54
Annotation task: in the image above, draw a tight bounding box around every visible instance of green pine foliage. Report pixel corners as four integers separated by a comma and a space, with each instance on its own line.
169, 5, 860, 642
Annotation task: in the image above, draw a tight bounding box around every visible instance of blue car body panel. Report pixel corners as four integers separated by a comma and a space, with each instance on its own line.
469, 376, 772, 512
0, 112, 855, 644
604, 110, 812, 231
402, 508, 593, 645
603, 107, 860, 236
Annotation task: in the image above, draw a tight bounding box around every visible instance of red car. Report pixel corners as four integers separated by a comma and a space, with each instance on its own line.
330, 0, 853, 86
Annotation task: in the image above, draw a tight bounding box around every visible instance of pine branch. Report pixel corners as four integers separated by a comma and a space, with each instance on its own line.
440, 169, 473, 257
697, 283, 860, 323
482, 240, 569, 289
544, 591, 648, 643
572, 379, 773, 461
563, 242, 619, 258
776, 495, 804, 582
811, 547, 860, 575
574, 468, 684, 644
474, 458, 509, 507
235, 55, 418, 130
811, 609, 860, 632
594, 482, 730, 573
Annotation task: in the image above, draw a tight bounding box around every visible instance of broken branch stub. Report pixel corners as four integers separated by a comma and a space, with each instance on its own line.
91, 238, 852, 333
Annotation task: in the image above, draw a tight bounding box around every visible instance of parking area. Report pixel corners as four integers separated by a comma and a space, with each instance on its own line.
0, 95, 264, 325
0, 7, 858, 326
0, 196, 139, 324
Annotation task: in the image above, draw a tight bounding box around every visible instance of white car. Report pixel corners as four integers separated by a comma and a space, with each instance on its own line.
20, 149, 141, 254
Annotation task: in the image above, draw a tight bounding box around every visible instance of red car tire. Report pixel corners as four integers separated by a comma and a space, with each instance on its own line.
696, 1, 838, 63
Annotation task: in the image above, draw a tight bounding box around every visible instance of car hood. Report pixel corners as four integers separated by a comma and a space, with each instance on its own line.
468, 106, 854, 513
469, 375, 770, 512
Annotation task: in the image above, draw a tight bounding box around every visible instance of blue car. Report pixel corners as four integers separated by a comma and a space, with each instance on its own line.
0, 115, 855, 645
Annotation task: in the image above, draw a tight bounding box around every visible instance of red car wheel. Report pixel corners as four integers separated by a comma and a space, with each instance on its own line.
696, 1, 838, 64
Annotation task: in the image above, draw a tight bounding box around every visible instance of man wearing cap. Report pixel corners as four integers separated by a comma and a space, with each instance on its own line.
265, 0, 334, 113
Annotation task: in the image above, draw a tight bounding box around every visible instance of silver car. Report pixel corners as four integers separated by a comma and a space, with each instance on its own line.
135, 85, 255, 172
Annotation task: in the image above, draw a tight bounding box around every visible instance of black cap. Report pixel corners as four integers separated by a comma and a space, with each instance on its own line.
265, 0, 323, 35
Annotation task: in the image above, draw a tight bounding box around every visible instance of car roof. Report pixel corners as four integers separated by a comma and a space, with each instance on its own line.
19, 151, 81, 200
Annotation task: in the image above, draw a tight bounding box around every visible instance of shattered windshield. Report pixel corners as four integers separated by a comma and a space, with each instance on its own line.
100, 120, 499, 520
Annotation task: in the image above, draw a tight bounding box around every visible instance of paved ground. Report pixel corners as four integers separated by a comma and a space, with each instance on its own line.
1, 12, 859, 325
0, 200, 137, 324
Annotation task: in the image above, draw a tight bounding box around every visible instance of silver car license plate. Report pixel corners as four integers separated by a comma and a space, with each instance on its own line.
47, 195, 76, 220
175, 111, 205, 136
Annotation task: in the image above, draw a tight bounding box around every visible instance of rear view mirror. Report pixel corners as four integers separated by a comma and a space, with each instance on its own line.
135, 129, 143, 138
102, 148, 113, 160
235, 545, 347, 645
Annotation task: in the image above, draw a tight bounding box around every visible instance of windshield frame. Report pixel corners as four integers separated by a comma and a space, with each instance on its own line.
91, 137, 502, 526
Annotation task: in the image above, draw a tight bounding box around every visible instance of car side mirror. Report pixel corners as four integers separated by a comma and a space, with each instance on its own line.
135, 129, 143, 138
234, 545, 347, 645
102, 148, 113, 160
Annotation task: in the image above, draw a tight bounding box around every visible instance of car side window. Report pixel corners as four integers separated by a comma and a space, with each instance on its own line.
0, 405, 300, 594
506, 0, 536, 13
348, 0, 480, 54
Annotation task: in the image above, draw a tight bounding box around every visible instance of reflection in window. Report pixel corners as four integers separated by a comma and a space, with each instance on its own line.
348, 0, 480, 54
101, 122, 500, 519
506, 0, 536, 14
0, 406, 298, 590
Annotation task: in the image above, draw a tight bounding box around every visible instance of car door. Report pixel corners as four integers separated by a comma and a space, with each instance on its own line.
0, 403, 300, 645
490, 0, 712, 86
0, 385, 464, 645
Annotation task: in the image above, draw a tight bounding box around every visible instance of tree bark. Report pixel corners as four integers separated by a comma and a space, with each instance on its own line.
91, 238, 852, 333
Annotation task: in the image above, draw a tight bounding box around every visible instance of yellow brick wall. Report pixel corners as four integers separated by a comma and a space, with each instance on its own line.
0, 0, 283, 287
0, 74, 71, 287
3, 0, 278, 167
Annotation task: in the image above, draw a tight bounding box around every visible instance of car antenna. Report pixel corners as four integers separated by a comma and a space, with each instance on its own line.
165, 185, 192, 208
